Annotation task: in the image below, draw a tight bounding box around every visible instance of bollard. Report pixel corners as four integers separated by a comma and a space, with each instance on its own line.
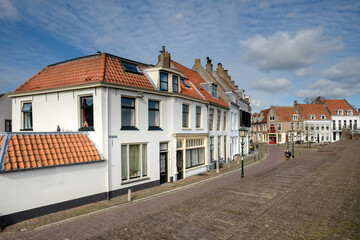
216, 160, 219, 173
127, 188, 132, 202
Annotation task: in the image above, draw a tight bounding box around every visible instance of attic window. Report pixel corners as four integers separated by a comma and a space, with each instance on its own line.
292, 114, 298, 121
310, 114, 315, 120
320, 115, 326, 120
347, 110, 353, 115
181, 77, 190, 88
122, 62, 141, 74
211, 84, 217, 98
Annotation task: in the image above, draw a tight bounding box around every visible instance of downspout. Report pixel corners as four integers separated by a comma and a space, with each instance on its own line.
106, 86, 110, 200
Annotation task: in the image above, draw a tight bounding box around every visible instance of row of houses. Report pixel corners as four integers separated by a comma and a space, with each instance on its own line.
0, 47, 251, 225
252, 98, 359, 144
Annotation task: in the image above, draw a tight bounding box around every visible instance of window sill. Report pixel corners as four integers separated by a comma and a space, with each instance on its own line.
121, 126, 139, 131
195, 128, 203, 130
122, 177, 150, 185
182, 127, 191, 130
20, 129, 33, 131
148, 127, 163, 131
79, 127, 95, 131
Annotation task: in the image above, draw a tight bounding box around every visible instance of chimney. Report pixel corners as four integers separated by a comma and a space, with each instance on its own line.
294, 100, 297, 106
206, 57, 213, 74
157, 46, 171, 68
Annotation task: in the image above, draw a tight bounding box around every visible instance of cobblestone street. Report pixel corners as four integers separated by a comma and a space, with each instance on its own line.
1, 140, 359, 239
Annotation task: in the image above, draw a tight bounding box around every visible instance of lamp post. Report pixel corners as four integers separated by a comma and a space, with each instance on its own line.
290, 126, 295, 159
239, 125, 247, 179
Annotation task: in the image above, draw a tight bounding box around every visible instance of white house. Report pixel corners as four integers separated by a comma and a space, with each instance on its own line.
1, 48, 237, 225
0, 92, 12, 132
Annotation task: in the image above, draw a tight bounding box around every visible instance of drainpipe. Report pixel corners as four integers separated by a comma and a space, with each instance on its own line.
105, 87, 110, 200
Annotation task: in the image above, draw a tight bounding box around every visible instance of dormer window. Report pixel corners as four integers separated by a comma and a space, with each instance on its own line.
269, 116, 275, 121
347, 110, 353, 115
172, 75, 179, 93
181, 77, 190, 88
160, 72, 168, 91
320, 115, 326, 120
292, 114, 298, 121
211, 84, 217, 98
337, 110, 343, 116
310, 114, 315, 120
122, 62, 141, 74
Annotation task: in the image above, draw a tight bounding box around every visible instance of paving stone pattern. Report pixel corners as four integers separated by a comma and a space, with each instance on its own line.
1, 140, 359, 239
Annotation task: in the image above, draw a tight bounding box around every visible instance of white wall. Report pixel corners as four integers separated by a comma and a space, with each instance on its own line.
0, 94, 12, 132
0, 161, 106, 216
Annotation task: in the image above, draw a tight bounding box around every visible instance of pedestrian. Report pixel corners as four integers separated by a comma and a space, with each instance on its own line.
285, 149, 291, 160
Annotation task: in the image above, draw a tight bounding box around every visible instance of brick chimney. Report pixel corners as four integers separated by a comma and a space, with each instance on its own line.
206, 57, 213, 74
157, 46, 171, 68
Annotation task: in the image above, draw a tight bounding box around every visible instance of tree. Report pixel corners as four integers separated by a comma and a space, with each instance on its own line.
303, 96, 326, 104
303, 122, 315, 148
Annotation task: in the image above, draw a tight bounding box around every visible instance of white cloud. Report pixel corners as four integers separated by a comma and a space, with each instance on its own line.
294, 67, 312, 77
296, 79, 360, 98
240, 27, 344, 71
323, 57, 360, 83
251, 78, 293, 94
0, 0, 18, 21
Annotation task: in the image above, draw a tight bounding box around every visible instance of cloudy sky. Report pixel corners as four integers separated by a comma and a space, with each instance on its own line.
0, 0, 359, 112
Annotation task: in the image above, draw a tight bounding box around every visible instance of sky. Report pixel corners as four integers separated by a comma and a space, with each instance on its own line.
0, 0, 359, 112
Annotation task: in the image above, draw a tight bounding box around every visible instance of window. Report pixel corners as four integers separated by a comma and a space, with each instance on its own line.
270, 124, 275, 132
344, 120, 347, 128
316, 125, 319, 130
347, 110, 353, 115
218, 136, 222, 159
80, 96, 94, 130
22, 102, 33, 130
182, 104, 189, 128
269, 116, 275, 121
355, 120, 358, 129
172, 75, 179, 93
121, 143, 147, 181
160, 72, 168, 91
224, 137, 227, 161
122, 62, 140, 74
278, 124, 282, 131
350, 120, 353, 130
196, 106, 202, 128
209, 109, 214, 131
338, 110, 343, 116
320, 115, 326, 120
297, 122, 300, 129
223, 112, 227, 131
326, 125, 329, 130
217, 110, 221, 131
210, 136, 214, 163
181, 77, 190, 88
333, 120, 336, 130
122, 97, 136, 130
292, 115, 298, 121
291, 122, 294, 129
148, 100, 160, 130
5, 120, 11, 132
310, 114, 315, 120
211, 84, 217, 98
338, 120, 341, 130
321, 125, 324, 130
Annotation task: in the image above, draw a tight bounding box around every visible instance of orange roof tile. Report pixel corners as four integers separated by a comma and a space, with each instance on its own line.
297, 104, 331, 120
13, 53, 154, 93
321, 99, 359, 116
274, 107, 300, 122
0, 133, 103, 172
172, 61, 228, 108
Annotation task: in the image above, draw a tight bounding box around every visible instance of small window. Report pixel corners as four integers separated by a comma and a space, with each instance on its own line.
292, 115, 298, 121
122, 62, 141, 74
160, 72, 168, 91
196, 106, 202, 128
217, 110, 221, 131
211, 84, 217, 98
182, 104, 189, 128
269, 116, 275, 121
122, 97, 137, 130
181, 77, 190, 88
172, 75, 179, 93
22, 102, 33, 130
218, 136, 222, 159
209, 109, 214, 131
278, 124, 282, 131
320, 115, 326, 120
148, 100, 160, 130
5, 120, 12, 132
80, 96, 94, 131
347, 110, 353, 115
310, 114, 315, 120
223, 112, 227, 131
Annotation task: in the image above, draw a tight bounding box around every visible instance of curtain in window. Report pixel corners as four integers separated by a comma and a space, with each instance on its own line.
148, 101, 159, 127
186, 149, 191, 168
122, 98, 135, 127
129, 145, 140, 178
121, 145, 127, 180
142, 145, 147, 176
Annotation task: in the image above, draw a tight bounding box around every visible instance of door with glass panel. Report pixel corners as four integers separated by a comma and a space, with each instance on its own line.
176, 150, 183, 180
160, 152, 168, 184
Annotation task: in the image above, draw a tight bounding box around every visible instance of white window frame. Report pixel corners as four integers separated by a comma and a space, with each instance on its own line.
21, 101, 33, 131
121, 143, 148, 182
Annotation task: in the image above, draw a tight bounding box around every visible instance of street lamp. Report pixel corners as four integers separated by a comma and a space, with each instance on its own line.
239, 125, 247, 178
290, 126, 295, 159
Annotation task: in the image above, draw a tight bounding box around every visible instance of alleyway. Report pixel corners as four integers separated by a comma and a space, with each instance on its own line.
1, 140, 359, 239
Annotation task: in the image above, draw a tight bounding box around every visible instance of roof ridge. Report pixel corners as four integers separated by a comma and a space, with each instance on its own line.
47, 54, 101, 68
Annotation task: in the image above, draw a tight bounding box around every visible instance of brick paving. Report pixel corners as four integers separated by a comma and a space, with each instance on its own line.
1, 140, 359, 239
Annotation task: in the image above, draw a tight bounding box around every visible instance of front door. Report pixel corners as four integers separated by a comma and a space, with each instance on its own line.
269, 135, 277, 144
160, 152, 167, 184
176, 150, 183, 180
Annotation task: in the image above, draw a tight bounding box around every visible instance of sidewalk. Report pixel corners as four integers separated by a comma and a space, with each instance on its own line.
3, 140, 359, 239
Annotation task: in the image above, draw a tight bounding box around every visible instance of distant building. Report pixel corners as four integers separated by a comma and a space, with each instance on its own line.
0, 92, 12, 132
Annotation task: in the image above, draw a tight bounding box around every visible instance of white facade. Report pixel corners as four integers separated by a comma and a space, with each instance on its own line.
331, 115, 359, 142
302, 120, 331, 143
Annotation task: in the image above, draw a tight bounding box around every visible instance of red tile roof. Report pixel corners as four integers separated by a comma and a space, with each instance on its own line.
172, 61, 228, 108
13, 54, 154, 93
297, 104, 331, 120
274, 107, 300, 122
321, 99, 359, 116
0, 133, 103, 172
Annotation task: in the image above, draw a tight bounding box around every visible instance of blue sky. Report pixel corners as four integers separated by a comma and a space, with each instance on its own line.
0, 0, 359, 112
